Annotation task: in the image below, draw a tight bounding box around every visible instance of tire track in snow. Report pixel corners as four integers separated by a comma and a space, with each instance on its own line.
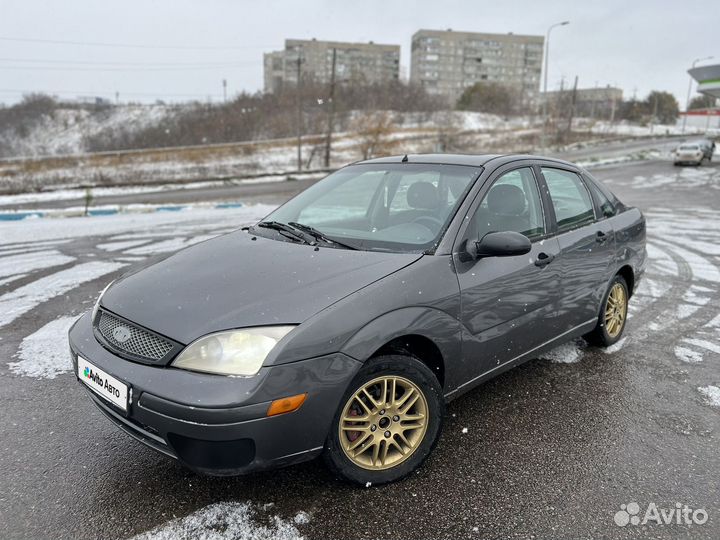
0, 261, 125, 330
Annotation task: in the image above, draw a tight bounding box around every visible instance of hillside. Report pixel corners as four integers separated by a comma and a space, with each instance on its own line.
0, 95, 690, 196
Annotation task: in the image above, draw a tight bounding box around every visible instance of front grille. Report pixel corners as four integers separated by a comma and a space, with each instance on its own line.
97, 310, 173, 362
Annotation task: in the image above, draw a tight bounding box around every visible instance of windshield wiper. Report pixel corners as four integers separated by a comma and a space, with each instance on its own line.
288, 222, 360, 250
255, 221, 315, 245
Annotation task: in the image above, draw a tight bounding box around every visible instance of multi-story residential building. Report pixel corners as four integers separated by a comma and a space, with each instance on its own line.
264, 39, 400, 93
410, 29, 544, 105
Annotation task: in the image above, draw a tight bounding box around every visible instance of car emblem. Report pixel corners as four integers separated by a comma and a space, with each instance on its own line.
112, 325, 132, 343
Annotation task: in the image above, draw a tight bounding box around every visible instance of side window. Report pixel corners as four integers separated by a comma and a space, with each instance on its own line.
541, 168, 595, 231
586, 178, 616, 218
472, 167, 545, 240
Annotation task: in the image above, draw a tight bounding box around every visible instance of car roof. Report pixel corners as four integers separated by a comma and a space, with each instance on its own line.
355, 153, 580, 169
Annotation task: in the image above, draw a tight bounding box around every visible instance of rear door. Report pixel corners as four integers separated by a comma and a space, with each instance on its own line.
539, 166, 615, 332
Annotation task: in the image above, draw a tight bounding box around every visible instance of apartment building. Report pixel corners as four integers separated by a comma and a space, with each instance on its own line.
264, 39, 400, 93
410, 29, 544, 105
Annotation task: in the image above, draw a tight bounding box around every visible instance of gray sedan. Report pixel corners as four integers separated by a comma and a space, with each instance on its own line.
68, 154, 646, 485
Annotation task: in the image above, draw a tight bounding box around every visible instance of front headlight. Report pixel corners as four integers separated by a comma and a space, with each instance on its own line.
172, 326, 295, 376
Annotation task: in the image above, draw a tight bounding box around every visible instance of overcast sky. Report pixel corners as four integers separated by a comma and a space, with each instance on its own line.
0, 0, 716, 106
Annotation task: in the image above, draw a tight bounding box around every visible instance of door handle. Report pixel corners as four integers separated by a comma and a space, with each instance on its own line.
534, 252, 555, 267
596, 231, 608, 243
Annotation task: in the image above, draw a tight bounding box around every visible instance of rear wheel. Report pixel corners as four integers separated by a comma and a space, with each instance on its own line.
584, 275, 629, 347
324, 355, 443, 485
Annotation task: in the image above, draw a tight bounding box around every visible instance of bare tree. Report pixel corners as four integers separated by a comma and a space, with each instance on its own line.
352, 111, 398, 160
434, 111, 462, 152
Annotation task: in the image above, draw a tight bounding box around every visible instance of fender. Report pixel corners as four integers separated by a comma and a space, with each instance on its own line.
340, 306, 463, 389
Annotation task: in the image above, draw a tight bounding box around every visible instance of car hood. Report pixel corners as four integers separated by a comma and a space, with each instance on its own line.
101, 230, 422, 344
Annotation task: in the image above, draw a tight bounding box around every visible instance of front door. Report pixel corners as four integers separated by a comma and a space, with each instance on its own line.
454, 166, 562, 379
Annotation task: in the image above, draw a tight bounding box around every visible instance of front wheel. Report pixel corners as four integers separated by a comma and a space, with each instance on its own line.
584, 275, 629, 347
324, 355, 444, 485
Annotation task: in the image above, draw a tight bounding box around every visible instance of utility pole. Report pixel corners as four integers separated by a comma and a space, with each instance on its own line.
650, 93, 658, 134
296, 51, 303, 172
566, 75, 578, 138
323, 47, 337, 168
222, 79, 227, 103
683, 56, 714, 133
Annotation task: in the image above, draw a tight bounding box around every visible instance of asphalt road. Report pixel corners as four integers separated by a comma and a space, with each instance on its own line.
1, 158, 719, 539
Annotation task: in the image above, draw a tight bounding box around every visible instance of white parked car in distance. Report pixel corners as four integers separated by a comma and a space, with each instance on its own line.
673, 143, 708, 166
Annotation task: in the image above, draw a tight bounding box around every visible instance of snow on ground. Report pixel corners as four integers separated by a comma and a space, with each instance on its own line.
542, 340, 586, 364
8, 316, 79, 378
602, 337, 627, 354
97, 239, 150, 252
0, 274, 27, 287
638, 208, 720, 379
0, 204, 275, 244
0, 261, 124, 329
0, 180, 227, 207
0, 172, 325, 208
697, 386, 720, 408
130, 502, 307, 540
123, 235, 217, 256
574, 149, 662, 169
0, 104, 175, 158
396, 110, 536, 132
589, 120, 689, 137
618, 165, 720, 191
0, 250, 75, 279
675, 346, 705, 364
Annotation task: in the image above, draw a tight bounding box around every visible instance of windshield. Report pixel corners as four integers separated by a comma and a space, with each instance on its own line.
259, 163, 480, 253
679, 145, 699, 151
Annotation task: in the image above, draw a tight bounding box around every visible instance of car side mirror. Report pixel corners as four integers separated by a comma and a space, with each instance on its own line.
471, 231, 532, 259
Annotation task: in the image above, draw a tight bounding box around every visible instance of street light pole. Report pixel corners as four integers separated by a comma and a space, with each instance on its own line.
542, 20, 569, 138
295, 48, 303, 172
683, 55, 714, 134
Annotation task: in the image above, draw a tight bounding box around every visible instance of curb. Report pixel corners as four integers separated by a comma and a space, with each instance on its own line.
0, 202, 245, 221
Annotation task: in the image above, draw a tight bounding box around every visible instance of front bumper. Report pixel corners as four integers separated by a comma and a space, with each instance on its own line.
68, 312, 362, 475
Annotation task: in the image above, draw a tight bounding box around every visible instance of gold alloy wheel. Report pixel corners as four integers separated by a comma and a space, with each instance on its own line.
605, 283, 627, 338
339, 375, 428, 470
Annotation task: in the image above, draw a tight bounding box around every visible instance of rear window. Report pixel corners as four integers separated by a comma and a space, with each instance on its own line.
679, 145, 699, 151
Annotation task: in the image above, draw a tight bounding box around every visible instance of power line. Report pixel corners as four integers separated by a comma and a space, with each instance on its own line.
0, 63, 260, 72
0, 57, 262, 67
0, 87, 224, 98
0, 35, 277, 51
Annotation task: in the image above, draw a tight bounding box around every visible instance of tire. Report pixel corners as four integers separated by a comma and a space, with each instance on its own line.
323, 355, 444, 485
584, 275, 629, 347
